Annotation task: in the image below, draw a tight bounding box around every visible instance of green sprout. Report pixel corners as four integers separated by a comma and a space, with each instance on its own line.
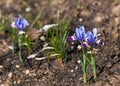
82, 48, 87, 83
0, 19, 7, 34
23, 34, 32, 55
11, 28, 17, 54
18, 32, 24, 64
46, 20, 70, 62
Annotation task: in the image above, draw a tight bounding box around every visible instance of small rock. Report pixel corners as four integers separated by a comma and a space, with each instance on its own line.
81, 10, 91, 17
79, 18, 83, 22
40, 36, 45, 41
25, 69, 30, 74
75, 66, 78, 70
79, 77, 82, 81
0, 84, 9, 86
15, 65, 20, 68
112, 5, 120, 16
14, 81, 16, 84
104, 58, 107, 60
17, 80, 21, 84
32, 73, 36, 76
25, 7, 31, 12
77, 60, 81, 64
70, 69, 74, 73
0, 65, 3, 69
8, 72, 12, 79
114, 17, 120, 25
106, 62, 112, 68
77, 45, 82, 50
93, 15, 104, 23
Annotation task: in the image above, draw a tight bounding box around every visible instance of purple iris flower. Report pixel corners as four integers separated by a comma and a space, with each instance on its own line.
68, 26, 86, 42
87, 32, 95, 45
87, 28, 97, 45
11, 14, 29, 31
87, 28, 104, 46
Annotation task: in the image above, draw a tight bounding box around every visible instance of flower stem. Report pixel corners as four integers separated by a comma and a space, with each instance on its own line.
18, 46, 23, 64
18, 35, 23, 64
90, 49, 96, 79
12, 41, 14, 54
83, 74, 87, 83
82, 48, 87, 83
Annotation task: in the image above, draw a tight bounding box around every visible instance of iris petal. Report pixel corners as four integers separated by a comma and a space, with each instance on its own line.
93, 28, 97, 38
75, 26, 85, 42
11, 14, 29, 31
68, 35, 77, 41
87, 31, 95, 45
75, 28, 80, 39
80, 25, 85, 32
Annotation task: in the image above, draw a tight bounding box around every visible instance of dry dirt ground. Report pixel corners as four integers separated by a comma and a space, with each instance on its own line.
0, 0, 120, 86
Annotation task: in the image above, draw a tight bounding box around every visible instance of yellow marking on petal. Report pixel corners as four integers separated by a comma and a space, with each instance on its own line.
71, 35, 76, 40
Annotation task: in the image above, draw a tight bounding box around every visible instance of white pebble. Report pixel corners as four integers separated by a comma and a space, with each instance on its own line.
25, 69, 30, 74
15, 65, 20, 68
0, 65, 3, 69
40, 36, 45, 41
77, 45, 82, 50
25, 7, 31, 12
77, 60, 81, 64
70, 69, 74, 73
75, 66, 78, 70
8, 72, 12, 78
79, 77, 82, 81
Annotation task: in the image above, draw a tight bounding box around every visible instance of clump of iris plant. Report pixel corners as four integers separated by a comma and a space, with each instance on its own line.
45, 20, 69, 63
11, 14, 29, 64
69, 25, 103, 83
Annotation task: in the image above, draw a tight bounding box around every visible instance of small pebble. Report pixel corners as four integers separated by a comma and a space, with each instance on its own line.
79, 77, 82, 81
40, 36, 45, 41
0, 65, 3, 68
81, 10, 91, 17
70, 69, 74, 73
25, 69, 30, 74
8, 72, 12, 78
14, 81, 16, 84
93, 16, 103, 23
77, 45, 82, 50
105, 58, 107, 60
77, 60, 81, 64
79, 18, 83, 22
8, 45, 14, 50
32, 73, 36, 76
114, 17, 120, 25
75, 66, 78, 70
112, 5, 120, 16
17, 80, 21, 84
15, 65, 20, 68
1, 84, 6, 86
71, 42, 74, 44
25, 7, 31, 12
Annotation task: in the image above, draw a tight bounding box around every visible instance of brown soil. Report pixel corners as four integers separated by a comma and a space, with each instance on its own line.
0, 0, 120, 86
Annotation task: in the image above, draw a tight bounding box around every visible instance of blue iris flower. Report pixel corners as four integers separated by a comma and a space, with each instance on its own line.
75, 26, 85, 42
68, 26, 104, 47
69, 26, 86, 42
87, 28, 97, 45
11, 14, 29, 31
